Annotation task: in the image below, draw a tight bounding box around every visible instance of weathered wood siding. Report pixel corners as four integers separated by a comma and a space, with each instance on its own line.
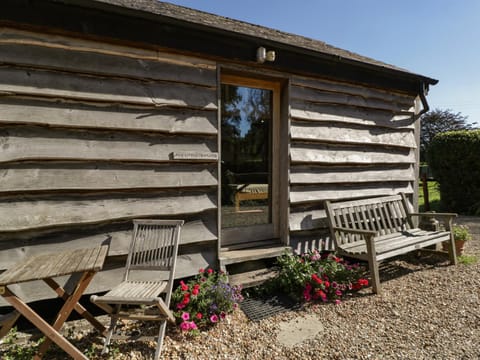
0, 28, 218, 304
288, 75, 418, 252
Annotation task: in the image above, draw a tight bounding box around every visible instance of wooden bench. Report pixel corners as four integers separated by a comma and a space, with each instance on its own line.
325, 193, 457, 294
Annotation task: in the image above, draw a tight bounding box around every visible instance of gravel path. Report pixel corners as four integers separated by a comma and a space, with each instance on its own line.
1, 217, 479, 359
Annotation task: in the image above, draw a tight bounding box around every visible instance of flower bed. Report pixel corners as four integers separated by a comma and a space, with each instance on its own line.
171, 250, 368, 334
171, 268, 243, 333
270, 250, 369, 304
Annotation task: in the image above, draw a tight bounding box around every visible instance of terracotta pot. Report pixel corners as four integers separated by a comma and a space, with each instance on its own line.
442, 239, 466, 256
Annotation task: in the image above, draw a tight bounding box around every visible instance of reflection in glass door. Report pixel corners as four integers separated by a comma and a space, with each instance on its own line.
221, 78, 278, 246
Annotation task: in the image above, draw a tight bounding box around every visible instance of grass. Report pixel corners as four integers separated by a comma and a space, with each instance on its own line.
458, 255, 478, 265
419, 181, 441, 212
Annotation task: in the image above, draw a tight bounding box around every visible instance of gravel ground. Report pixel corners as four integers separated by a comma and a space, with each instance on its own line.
1, 217, 479, 359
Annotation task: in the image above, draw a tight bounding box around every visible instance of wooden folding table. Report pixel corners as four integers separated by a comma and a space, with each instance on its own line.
0, 245, 109, 359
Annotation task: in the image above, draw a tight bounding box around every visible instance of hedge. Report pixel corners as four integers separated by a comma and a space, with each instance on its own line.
427, 129, 480, 214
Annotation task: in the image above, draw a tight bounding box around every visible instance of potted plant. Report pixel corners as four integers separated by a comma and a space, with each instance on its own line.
443, 224, 472, 256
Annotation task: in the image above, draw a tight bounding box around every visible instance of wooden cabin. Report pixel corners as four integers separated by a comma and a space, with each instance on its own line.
0, 0, 437, 304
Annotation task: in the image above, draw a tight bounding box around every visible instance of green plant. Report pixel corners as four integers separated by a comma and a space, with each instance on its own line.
0, 327, 43, 360
171, 268, 243, 333
452, 224, 472, 242
268, 250, 369, 304
458, 255, 478, 265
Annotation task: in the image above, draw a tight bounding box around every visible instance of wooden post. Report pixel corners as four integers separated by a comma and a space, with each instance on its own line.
421, 173, 430, 211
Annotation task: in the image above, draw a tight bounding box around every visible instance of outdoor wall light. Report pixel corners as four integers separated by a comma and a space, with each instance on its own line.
256, 47, 276, 63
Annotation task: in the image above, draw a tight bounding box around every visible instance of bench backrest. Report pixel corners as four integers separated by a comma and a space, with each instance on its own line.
325, 193, 414, 247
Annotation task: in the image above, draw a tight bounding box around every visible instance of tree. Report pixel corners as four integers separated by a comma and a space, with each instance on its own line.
420, 109, 476, 161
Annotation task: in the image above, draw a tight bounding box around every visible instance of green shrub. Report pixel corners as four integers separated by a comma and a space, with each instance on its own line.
427, 129, 480, 214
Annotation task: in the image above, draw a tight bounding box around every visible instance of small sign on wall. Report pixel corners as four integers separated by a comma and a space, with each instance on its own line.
171, 151, 219, 161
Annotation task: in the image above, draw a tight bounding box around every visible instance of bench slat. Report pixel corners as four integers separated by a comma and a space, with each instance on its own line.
342, 230, 450, 254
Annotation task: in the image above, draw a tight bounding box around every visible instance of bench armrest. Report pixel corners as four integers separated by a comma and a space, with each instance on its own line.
408, 212, 457, 230
408, 212, 457, 219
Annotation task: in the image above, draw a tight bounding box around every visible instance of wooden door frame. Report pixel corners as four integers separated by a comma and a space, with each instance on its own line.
218, 72, 286, 249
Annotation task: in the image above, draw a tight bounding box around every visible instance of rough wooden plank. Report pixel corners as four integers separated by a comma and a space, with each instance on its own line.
0, 28, 216, 69
289, 208, 328, 231
290, 85, 414, 113
0, 126, 217, 164
0, 98, 217, 134
219, 245, 290, 266
291, 76, 415, 106
290, 144, 415, 165
290, 183, 414, 204
0, 43, 217, 87
0, 193, 217, 232
0, 163, 217, 193
290, 164, 415, 184
290, 101, 415, 129
228, 268, 278, 288
290, 120, 416, 149
0, 66, 217, 109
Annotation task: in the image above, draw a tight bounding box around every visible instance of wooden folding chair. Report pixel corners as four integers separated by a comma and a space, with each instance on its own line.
91, 219, 183, 359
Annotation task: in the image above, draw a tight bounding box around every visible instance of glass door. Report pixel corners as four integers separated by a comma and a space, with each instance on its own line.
220, 75, 280, 246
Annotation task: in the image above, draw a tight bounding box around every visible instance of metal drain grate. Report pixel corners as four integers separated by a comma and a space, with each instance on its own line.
240, 293, 301, 322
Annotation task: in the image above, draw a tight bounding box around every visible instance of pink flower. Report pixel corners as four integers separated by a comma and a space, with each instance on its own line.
335, 299, 341, 305
315, 289, 326, 300
180, 321, 197, 331
176, 303, 185, 310
207, 268, 214, 275
311, 274, 323, 285
303, 285, 312, 301
335, 290, 343, 296
220, 312, 226, 320
192, 288, 199, 296
180, 280, 189, 291
196, 312, 203, 319
210, 314, 219, 323
181, 312, 190, 321
310, 253, 321, 261
180, 321, 190, 331
199, 268, 205, 273
358, 278, 369, 287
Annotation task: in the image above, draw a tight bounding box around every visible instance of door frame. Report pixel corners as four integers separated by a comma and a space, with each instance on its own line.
218, 73, 283, 248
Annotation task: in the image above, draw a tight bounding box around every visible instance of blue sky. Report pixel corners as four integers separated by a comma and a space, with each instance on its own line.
164, 0, 479, 125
